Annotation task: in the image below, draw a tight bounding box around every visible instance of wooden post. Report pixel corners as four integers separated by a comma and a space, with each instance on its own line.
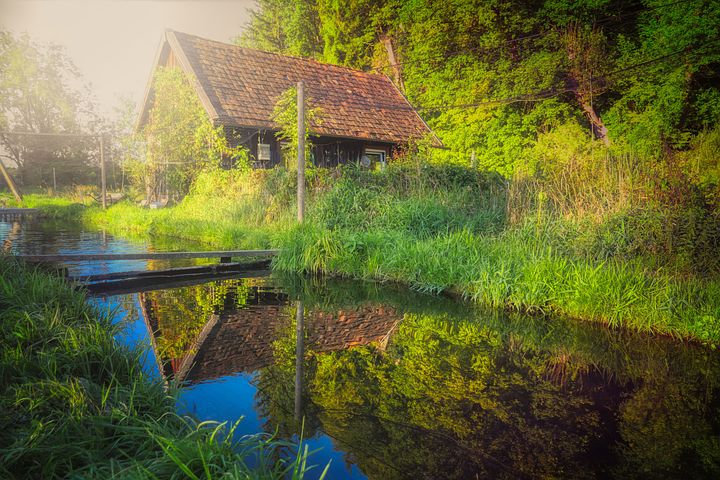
0, 158, 23, 203
52, 167, 57, 194
294, 300, 304, 421
100, 136, 107, 209
297, 81, 305, 223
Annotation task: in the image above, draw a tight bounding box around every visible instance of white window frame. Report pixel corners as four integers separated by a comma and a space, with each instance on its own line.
364, 148, 387, 170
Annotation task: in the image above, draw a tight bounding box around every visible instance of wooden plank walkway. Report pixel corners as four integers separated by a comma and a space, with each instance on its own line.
70, 260, 271, 283
84, 267, 272, 297
16, 249, 279, 262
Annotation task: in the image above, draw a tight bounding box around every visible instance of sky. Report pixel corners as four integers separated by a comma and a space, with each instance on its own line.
0, 0, 255, 118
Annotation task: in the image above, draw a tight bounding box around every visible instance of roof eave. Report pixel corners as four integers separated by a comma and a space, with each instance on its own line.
135, 29, 222, 133
214, 120, 421, 146
164, 30, 222, 122
135, 33, 170, 132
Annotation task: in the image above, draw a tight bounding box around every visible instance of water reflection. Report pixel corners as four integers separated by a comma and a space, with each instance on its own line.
3, 220, 719, 478
127, 275, 720, 480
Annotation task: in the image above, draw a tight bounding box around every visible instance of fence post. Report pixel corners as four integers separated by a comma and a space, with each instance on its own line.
0, 158, 22, 203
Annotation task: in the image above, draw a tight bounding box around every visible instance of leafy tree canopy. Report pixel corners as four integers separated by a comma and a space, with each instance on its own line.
241, 0, 720, 176
0, 31, 99, 186
131, 67, 248, 199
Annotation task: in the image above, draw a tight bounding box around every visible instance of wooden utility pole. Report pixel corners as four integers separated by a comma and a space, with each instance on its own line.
297, 81, 305, 223
100, 135, 107, 209
52, 167, 57, 194
0, 158, 23, 203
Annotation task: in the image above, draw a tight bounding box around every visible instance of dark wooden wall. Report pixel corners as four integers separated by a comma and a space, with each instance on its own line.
224, 126, 395, 169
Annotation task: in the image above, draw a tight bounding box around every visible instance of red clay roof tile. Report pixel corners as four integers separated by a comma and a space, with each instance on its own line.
167, 30, 437, 145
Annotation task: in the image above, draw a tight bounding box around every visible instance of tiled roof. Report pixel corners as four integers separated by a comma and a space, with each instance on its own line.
182, 304, 400, 384
157, 30, 438, 145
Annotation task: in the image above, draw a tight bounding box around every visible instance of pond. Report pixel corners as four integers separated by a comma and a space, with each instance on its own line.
3, 219, 720, 479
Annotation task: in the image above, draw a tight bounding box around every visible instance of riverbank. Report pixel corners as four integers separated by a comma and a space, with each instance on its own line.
6, 161, 720, 345
0, 256, 320, 478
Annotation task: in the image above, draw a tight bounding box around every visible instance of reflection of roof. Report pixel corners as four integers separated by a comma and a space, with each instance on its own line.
138, 30, 440, 146
183, 305, 401, 384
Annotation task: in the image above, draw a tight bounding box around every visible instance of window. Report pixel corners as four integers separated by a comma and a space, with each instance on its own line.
363, 148, 386, 170
257, 143, 271, 162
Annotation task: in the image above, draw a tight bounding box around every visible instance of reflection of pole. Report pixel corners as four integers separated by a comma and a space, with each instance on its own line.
2, 221, 21, 253
100, 135, 107, 209
294, 300, 304, 421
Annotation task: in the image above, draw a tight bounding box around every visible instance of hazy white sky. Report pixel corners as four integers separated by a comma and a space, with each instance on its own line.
0, 0, 254, 118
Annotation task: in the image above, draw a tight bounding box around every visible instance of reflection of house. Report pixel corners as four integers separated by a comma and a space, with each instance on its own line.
142, 287, 401, 384
137, 30, 440, 169
185, 304, 400, 384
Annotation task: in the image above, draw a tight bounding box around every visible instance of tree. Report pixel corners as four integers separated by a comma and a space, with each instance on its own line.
137, 67, 248, 200
272, 85, 322, 168
0, 31, 98, 186
236, 0, 322, 58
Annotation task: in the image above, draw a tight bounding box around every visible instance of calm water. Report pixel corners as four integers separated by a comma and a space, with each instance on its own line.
3, 219, 720, 479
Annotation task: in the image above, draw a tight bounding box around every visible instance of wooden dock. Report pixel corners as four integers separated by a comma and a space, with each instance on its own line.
16, 249, 279, 262
79, 261, 272, 296
0, 208, 40, 221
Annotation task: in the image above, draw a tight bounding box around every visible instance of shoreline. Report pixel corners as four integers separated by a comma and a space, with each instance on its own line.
10, 192, 719, 348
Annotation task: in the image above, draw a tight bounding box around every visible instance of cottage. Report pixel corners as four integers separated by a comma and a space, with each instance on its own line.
137, 30, 440, 169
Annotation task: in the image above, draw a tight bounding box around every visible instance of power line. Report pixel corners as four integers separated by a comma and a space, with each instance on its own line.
369, 0, 696, 73
320, 36, 720, 113
0, 131, 104, 138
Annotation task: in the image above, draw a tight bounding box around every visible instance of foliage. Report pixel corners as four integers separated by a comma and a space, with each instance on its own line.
236, 0, 322, 58
0, 31, 100, 187
138, 67, 248, 199
37, 158, 719, 344
0, 257, 322, 478
272, 86, 323, 168
242, 0, 720, 175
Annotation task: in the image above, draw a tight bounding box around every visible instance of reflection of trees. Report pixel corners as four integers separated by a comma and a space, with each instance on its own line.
612, 369, 720, 479
142, 279, 251, 371
252, 281, 720, 480
138, 273, 720, 478
307, 314, 602, 479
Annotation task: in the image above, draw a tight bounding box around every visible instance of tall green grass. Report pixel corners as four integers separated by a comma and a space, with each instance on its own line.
21, 161, 720, 344
274, 225, 720, 343
0, 256, 325, 479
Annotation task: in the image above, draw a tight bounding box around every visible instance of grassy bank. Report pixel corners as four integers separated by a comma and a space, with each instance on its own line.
13, 160, 720, 345
0, 256, 321, 478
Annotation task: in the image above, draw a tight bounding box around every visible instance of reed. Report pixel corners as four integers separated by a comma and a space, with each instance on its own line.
0, 256, 326, 479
